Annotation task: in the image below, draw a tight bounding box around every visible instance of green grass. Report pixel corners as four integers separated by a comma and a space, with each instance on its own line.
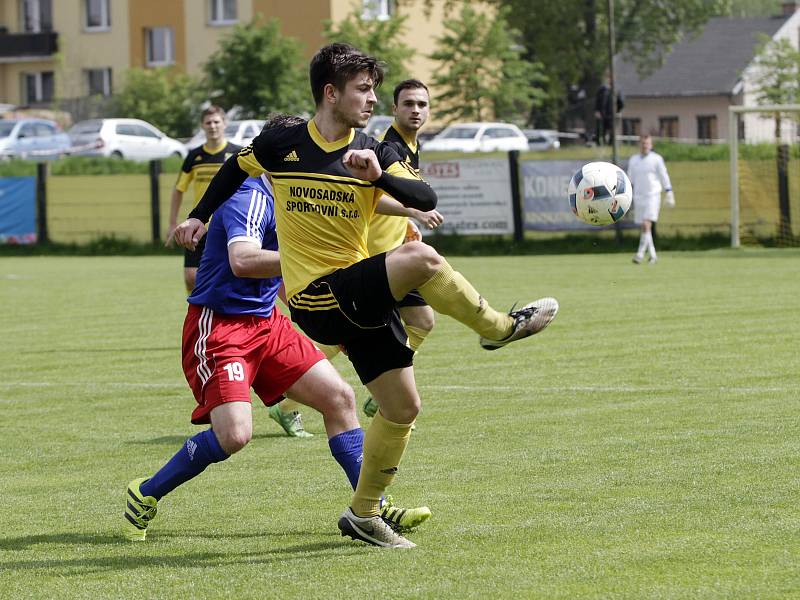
1, 251, 799, 598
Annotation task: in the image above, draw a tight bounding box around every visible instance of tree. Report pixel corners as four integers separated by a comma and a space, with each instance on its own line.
751, 35, 800, 137
429, 4, 547, 124
323, 3, 414, 114
492, 0, 729, 129
114, 68, 203, 138
203, 18, 310, 118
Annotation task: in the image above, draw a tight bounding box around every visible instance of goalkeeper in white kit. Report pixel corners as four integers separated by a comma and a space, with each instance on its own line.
627, 134, 675, 264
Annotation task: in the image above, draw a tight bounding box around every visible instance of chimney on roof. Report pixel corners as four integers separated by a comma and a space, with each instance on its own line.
783, 2, 799, 16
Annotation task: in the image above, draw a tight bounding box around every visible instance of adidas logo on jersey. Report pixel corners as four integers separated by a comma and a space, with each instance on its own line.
284, 150, 300, 162
194, 155, 203, 162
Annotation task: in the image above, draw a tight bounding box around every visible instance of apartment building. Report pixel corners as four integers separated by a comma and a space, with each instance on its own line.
0, 0, 453, 111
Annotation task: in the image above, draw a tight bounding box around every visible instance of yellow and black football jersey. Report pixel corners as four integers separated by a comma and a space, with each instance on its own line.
176, 141, 242, 205
236, 119, 421, 300
367, 122, 421, 255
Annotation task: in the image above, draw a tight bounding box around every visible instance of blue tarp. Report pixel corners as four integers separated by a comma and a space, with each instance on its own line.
0, 177, 36, 244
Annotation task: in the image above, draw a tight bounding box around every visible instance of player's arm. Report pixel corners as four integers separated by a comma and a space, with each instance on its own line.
375, 195, 443, 230
173, 139, 270, 248
343, 148, 437, 212
228, 241, 281, 279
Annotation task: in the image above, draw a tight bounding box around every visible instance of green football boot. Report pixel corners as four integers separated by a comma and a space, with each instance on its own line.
123, 478, 158, 541
379, 495, 431, 533
363, 396, 379, 418
268, 404, 313, 438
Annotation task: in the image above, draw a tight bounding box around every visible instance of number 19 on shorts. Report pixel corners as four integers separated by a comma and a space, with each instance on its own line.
223, 361, 245, 381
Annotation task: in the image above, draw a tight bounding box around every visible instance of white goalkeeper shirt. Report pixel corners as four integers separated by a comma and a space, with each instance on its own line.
627, 151, 672, 198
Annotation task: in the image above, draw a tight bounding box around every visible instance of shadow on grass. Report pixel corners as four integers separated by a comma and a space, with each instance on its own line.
128, 431, 291, 446
0, 532, 362, 574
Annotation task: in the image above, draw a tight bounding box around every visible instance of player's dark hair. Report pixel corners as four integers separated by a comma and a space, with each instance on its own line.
309, 43, 384, 106
393, 79, 429, 105
200, 105, 226, 121
262, 113, 306, 133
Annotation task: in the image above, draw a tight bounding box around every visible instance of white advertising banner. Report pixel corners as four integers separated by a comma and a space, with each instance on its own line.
418, 159, 514, 235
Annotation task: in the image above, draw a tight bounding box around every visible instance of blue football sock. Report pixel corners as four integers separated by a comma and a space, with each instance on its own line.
140, 429, 228, 500
328, 428, 364, 490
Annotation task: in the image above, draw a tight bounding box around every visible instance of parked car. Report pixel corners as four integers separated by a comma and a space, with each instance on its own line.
524, 129, 561, 151
184, 119, 264, 151
422, 122, 528, 152
68, 118, 188, 161
361, 115, 393, 139
0, 118, 71, 159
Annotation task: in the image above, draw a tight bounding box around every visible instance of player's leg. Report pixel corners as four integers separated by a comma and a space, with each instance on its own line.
385, 242, 558, 350
364, 300, 432, 419
645, 219, 657, 263
399, 304, 435, 352
267, 398, 313, 438
123, 306, 252, 541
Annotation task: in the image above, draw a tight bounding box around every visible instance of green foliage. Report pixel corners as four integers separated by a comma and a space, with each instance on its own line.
429, 4, 547, 124
113, 68, 203, 138
751, 35, 800, 106
0, 156, 183, 177
493, 0, 728, 127
324, 4, 414, 114
203, 18, 311, 118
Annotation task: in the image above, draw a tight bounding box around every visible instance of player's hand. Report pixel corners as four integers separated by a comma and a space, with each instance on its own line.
343, 149, 381, 181
165, 223, 177, 243
404, 220, 422, 243
665, 190, 676, 207
168, 218, 206, 250
414, 209, 443, 230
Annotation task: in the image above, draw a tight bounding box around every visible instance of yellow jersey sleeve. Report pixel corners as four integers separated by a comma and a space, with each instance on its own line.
236, 146, 268, 177
384, 160, 421, 180
175, 170, 193, 193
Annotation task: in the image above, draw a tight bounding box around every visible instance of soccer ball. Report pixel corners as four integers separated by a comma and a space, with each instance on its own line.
568, 161, 632, 226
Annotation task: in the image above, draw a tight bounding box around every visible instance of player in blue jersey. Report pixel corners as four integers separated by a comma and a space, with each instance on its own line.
124, 132, 431, 540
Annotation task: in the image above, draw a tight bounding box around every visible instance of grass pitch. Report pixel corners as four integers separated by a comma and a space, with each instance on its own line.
1, 251, 799, 599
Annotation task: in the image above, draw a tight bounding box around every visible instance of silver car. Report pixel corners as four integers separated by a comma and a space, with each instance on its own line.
0, 118, 71, 159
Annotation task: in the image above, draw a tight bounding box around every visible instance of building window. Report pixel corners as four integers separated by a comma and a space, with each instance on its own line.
622, 118, 641, 138
146, 27, 175, 66
697, 115, 717, 143
659, 116, 679, 139
362, 0, 395, 20
85, 0, 110, 30
86, 68, 112, 96
22, 71, 54, 104
21, 0, 53, 32
209, 0, 237, 25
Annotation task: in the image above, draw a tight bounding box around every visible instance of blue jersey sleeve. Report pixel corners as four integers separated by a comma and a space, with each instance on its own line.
222, 180, 274, 247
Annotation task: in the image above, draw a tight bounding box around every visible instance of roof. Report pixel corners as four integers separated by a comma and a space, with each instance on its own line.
615, 16, 790, 97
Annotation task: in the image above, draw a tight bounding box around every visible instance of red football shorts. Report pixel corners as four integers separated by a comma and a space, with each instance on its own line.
182, 304, 326, 424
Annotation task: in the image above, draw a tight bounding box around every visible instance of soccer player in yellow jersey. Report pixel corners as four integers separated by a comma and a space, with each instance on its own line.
172, 43, 559, 549
363, 79, 441, 419
169, 106, 241, 292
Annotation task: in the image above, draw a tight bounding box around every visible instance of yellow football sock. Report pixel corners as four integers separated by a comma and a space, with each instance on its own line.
317, 343, 340, 360
405, 325, 429, 352
417, 260, 513, 340
279, 399, 300, 413
351, 411, 413, 517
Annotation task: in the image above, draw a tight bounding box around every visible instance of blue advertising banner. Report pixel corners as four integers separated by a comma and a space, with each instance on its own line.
521, 160, 634, 231
0, 176, 37, 244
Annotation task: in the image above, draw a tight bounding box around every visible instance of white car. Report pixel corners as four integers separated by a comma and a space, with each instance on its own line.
68, 118, 188, 161
184, 119, 264, 151
422, 122, 529, 153
361, 115, 393, 140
